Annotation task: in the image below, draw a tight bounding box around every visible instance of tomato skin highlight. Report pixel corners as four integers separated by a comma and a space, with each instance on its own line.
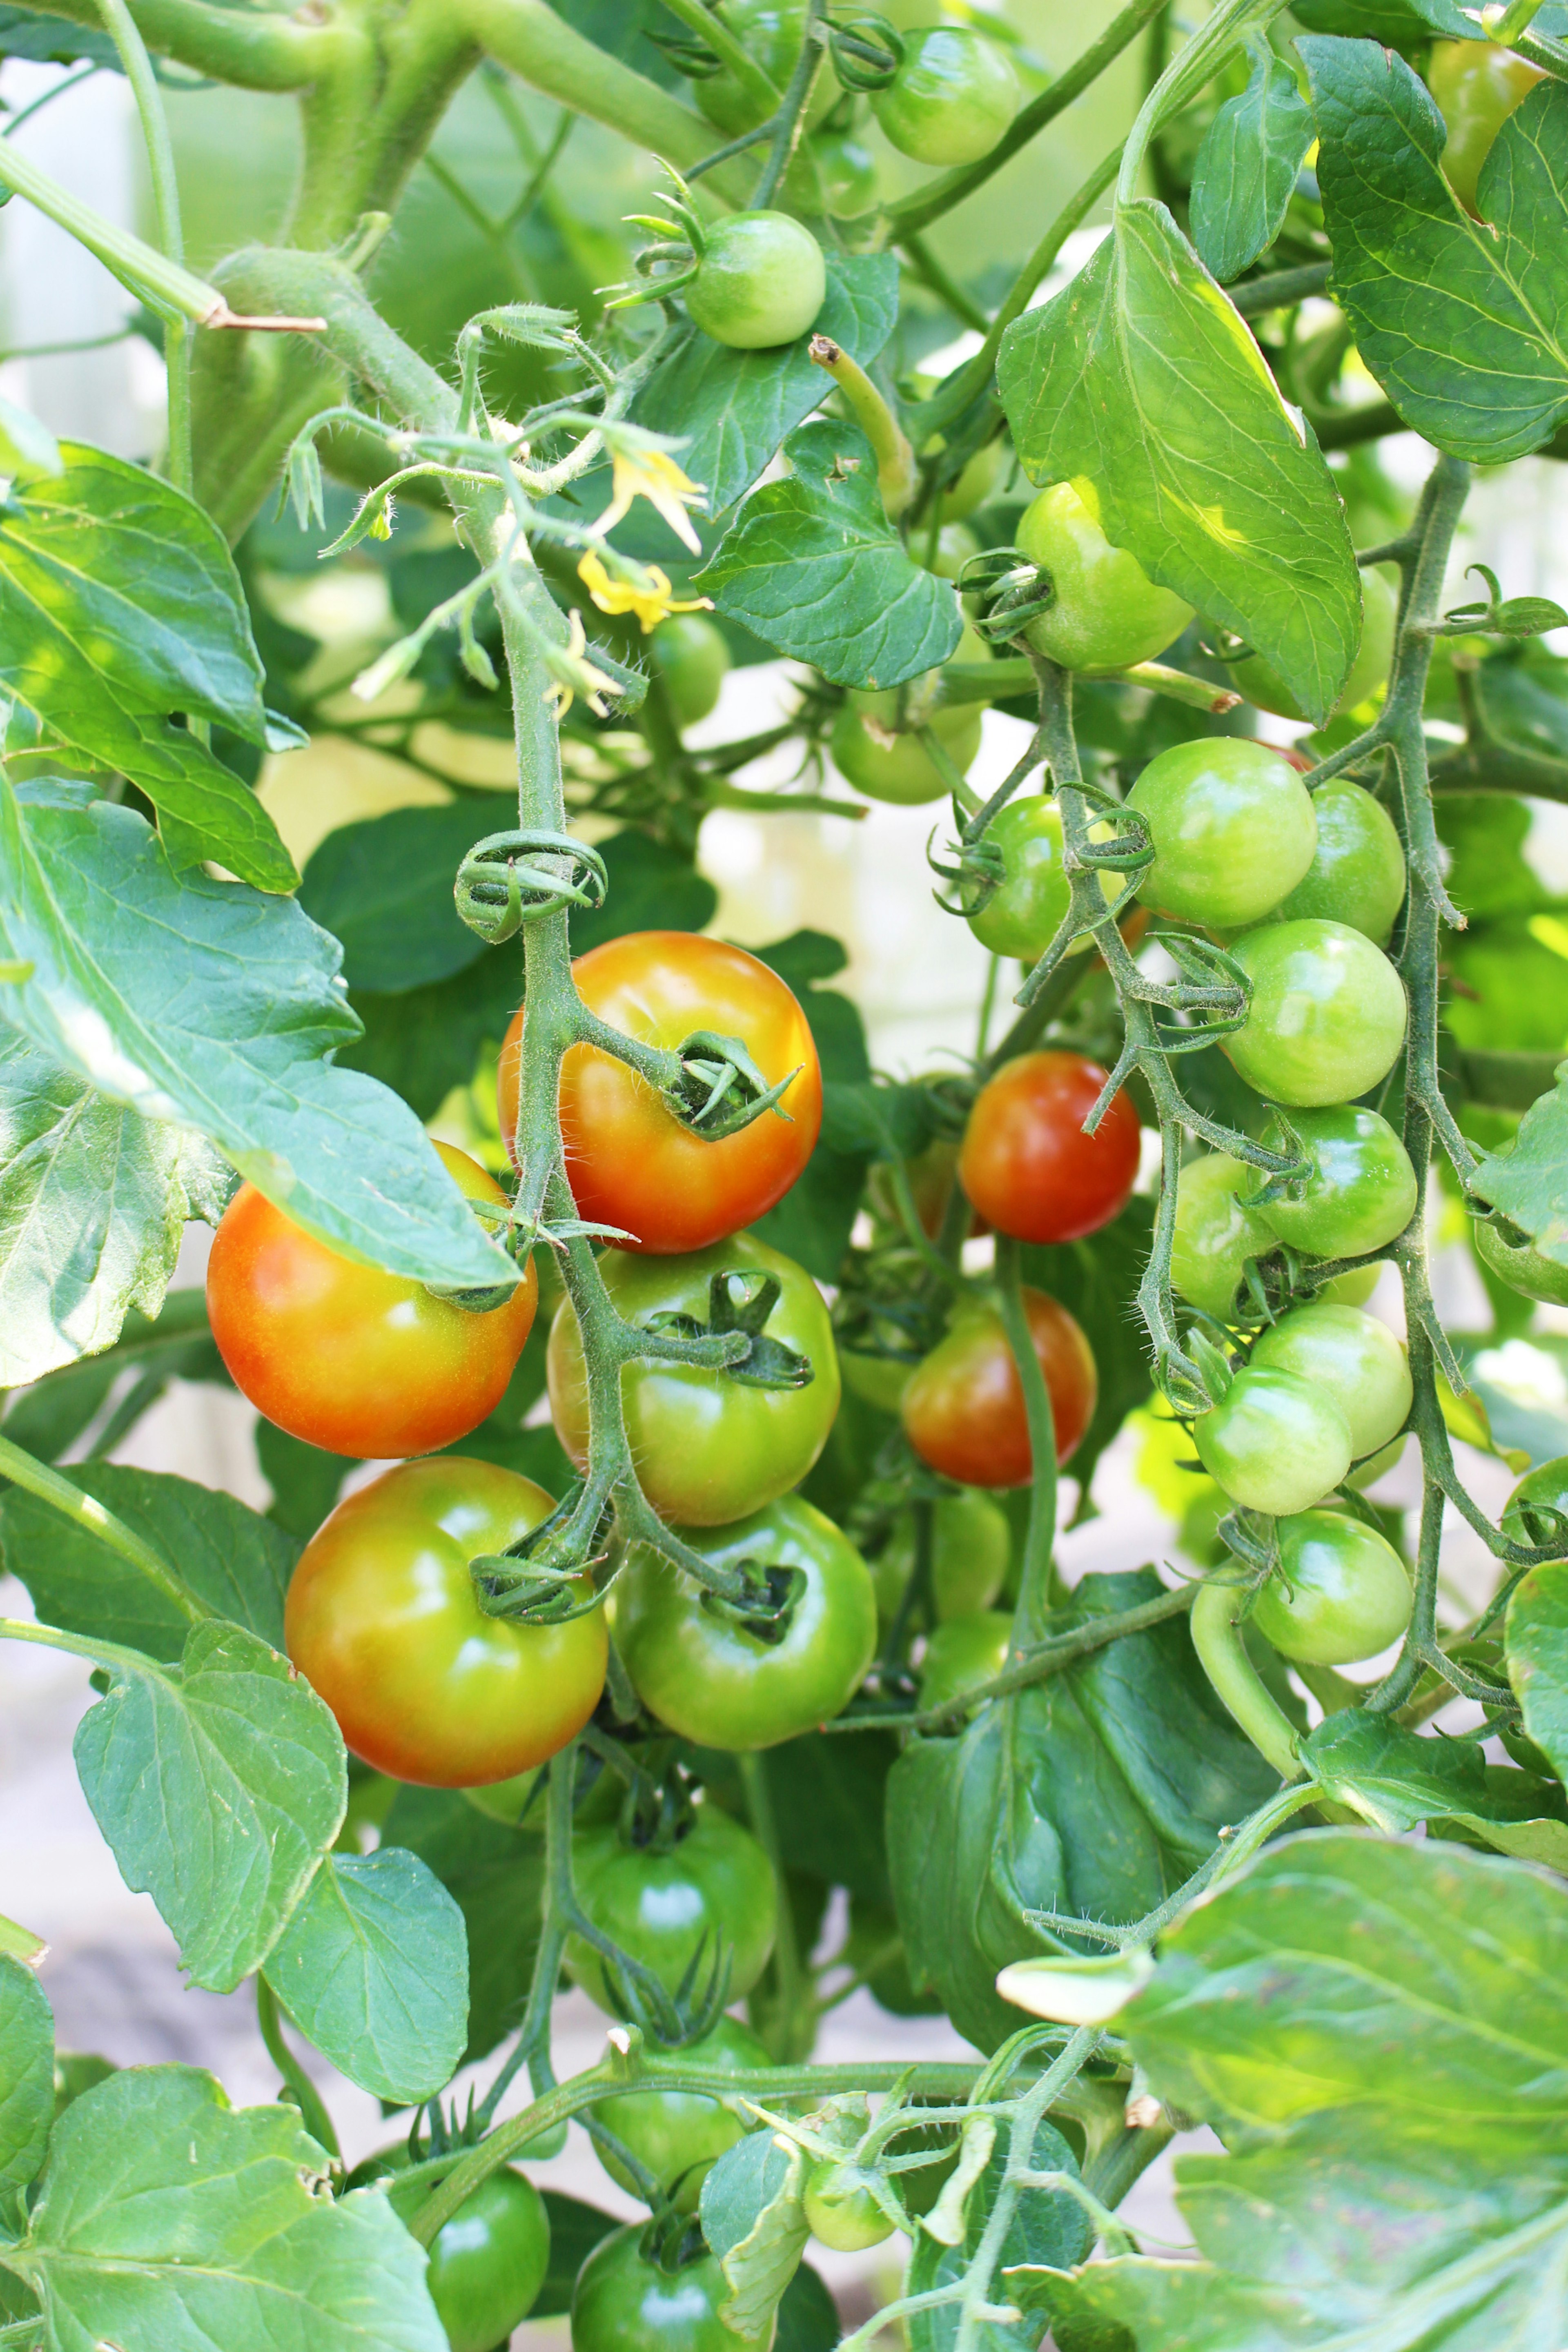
686, 211, 827, 350
959, 1050, 1140, 1245
1248, 1302, 1412, 1461
547, 1233, 840, 1527
1170, 1152, 1275, 1323
283, 1457, 607, 1787
1193, 1366, 1352, 1517
1254, 780, 1407, 947
566, 1805, 778, 2014
1251, 1509, 1412, 1666
593, 2015, 771, 2212
1225, 919, 1408, 1107
1015, 480, 1193, 675
902, 1291, 1097, 1488
872, 27, 1021, 168
498, 931, 822, 1256
571, 2224, 772, 2352
1254, 1104, 1418, 1261
1127, 738, 1317, 931
207, 1140, 537, 1460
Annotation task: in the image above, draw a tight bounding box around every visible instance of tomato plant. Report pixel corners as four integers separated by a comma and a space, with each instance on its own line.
918, 1609, 1013, 1710
1253, 1104, 1419, 1262
592, 2015, 769, 2211
1014, 480, 1195, 674
902, 1291, 1097, 1487
1193, 1365, 1353, 1517
1428, 37, 1547, 213
1224, 919, 1409, 1105
871, 27, 1021, 167
958, 1049, 1140, 1245
1227, 567, 1398, 722
566, 1802, 778, 2015
803, 2161, 895, 2251
649, 614, 731, 728
571, 2225, 769, 2352
869, 1490, 1012, 1622
1126, 737, 1318, 930
1250, 1509, 1413, 1666
1170, 1152, 1276, 1322
1257, 779, 1407, 945
1249, 1301, 1413, 1461
685, 210, 827, 350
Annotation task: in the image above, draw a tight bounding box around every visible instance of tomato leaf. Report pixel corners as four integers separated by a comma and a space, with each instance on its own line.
0, 1288, 223, 1466
1303, 41, 1568, 464
1036, 1833, 1568, 2350
1190, 33, 1315, 283
0, 781, 515, 1290
998, 203, 1359, 725
699, 2127, 811, 2342
2, 2065, 446, 2350
1470, 1060, 1568, 1266
775, 2261, 842, 2352
1508, 1561, 1568, 1787
379, 1786, 545, 2066
635, 252, 900, 516
0, 445, 294, 889
906, 2115, 1089, 2352
1298, 1710, 1568, 1866
299, 802, 502, 994
694, 418, 964, 691
0, 1462, 296, 1662
261, 1849, 468, 2106
73, 1620, 347, 1994
0, 1028, 230, 1390
0, 1953, 53, 2195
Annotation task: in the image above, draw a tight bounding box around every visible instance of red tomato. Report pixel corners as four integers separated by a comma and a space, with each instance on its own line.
958, 1053, 1140, 1245
497, 933, 822, 1254
902, 1290, 1096, 1488
206, 1141, 536, 1460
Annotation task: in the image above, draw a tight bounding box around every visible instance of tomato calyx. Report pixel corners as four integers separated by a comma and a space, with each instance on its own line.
698, 1557, 809, 1647
470, 1480, 615, 1623
453, 826, 610, 945
662, 1027, 803, 1140
826, 10, 903, 91
643, 1267, 817, 1391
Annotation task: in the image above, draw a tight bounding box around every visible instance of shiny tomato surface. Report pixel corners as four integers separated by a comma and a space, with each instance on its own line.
902, 1291, 1096, 1488
498, 932, 821, 1254
207, 1140, 535, 1460
958, 1051, 1140, 1245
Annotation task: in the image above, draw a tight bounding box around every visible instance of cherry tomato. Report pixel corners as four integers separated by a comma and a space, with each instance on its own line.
958, 1050, 1140, 1245
1015, 481, 1194, 675
804, 2161, 895, 2251
968, 798, 1075, 962
592, 2015, 770, 2212
902, 1291, 1097, 1488
871, 27, 1020, 166
790, 124, 879, 216
1170, 1152, 1276, 1323
1193, 1366, 1352, 1517
831, 699, 983, 806
1474, 1216, 1568, 1307
572, 2224, 769, 2352
284, 1458, 607, 1786
918, 1608, 1012, 1710
1429, 37, 1546, 213
1228, 569, 1398, 722
613, 1493, 878, 1749
356, 2158, 551, 2352
1251, 1508, 1412, 1665
1324, 1265, 1381, 1310
1224, 920, 1408, 1107
207, 1141, 536, 1461
1126, 739, 1317, 931
870, 1490, 1012, 1622
925, 519, 980, 581
1256, 781, 1407, 947
1253, 1104, 1418, 1261
499, 932, 822, 1256
547, 1234, 840, 1526
1248, 1303, 1412, 1461
1502, 1457, 1568, 1552
686, 210, 826, 349
695, 0, 839, 136
649, 615, 731, 728
566, 1804, 778, 2014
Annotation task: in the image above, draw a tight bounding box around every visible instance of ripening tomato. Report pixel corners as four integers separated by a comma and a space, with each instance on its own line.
695, 0, 839, 136
566, 1803, 778, 2014
871, 27, 1020, 167
284, 1457, 607, 1786
1170, 1153, 1276, 1324
649, 615, 731, 728
499, 932, 822, 1256
902, 1291, 1097, 1488
206, 1141, 537, 1460
593, 2015, 771, 2212
1015, 481, 1194, 675
1255, 781, 1407, 947
1251, 1508, 1412, 1665
1224, 920, 1408, 1107
572, 2224, 770, 2352
1248, 1303, 1412, 1461
1127, 738, 1317, 931
958, 1051, 1140, 1245
1474, 1216, 1568, 1307
1253, 1104, 1418, 1261
1193, 1366, 1352, 1517
870, 1489, 1012, 1621
918, 1609, 1012, 1710
1228, 569, 1398, 723
687, 211, 827, 348
1429, 37, 1547, 213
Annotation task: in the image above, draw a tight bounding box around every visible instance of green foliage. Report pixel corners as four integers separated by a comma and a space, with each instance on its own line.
699, 2127, 811, 2341
1471, 1065, 1568, 1264
0, 1953, 53, 2195
380, 1786, 544, 2066
1189, 35, 1315, 284
0, 1287, 223, 1463
299, 802, 501, 993
1298, 1709, 1568, 1866
908, 2114, 1090, 2352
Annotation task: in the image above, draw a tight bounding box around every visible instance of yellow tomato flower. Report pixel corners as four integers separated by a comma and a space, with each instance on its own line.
577, 548, 714, 635
591, 445, 706, 553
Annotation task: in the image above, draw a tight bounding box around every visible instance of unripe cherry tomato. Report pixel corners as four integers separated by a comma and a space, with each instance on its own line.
1253, 1103, 1418, 1261
803, 2160, 896, 2251
1228, 569, 1398, 723
1224, 920, 1408, 1107
1127, 738, 1317, 931
566, 1804, 777, 2014
284, 1457, 607, 1786
966, 797, 1085, 962
870, 1489, 1012, 1621
935, 436, 1007, 523
831, 699, 983, 806
1258, 780, 1406, 947
958, 1050, 1140, 1245
649, 614, 731, 728
1015, 481, 1194, 674
1474, 1215, 1568, 1306
1503, 1456, 1568, 1552
790, 124, 879, 216
1170, 1152, 1276, 1323
1193, 1365, 1352, 1517
572, 2224, 770, 2352
695, 0, 840, 136
918, 1608, 1012, 1710
902, 1291, 1097, 1488
1428, 37, 1546, 214
872, 27, 1020, 167
1248, 1302, 1412, 1461
359, 2157, 551, 2352
498, 932, 822, 1256
686, 211, 827, 350
206, 1140, 536, 1460
593, 2014, 770, 2212
1251, 1508, 1412, 1665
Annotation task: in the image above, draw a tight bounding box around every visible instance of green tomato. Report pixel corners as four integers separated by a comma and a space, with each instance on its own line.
1251, 1508, 1412, 1665
1127, 738, 1317, 931
695, 0, 838, 136
1323, 1264, 1383, 1309
839, 1348, 918, 1413
592, 2016, 770, 2212
966, 797, 1105, 963
1228, 570, 1398, 722
872, 26, 1020, 166
1429, 37, 1547, 214
1248, 1303, 1412, 1461
1349, 1431, 1405, 1488
789, 125, 879, 216
918, 1609, 1012, 1710
935, 437, 1007, 524
1474, 1214, 1568, 1307
923, 520, 980, 581
1171, 1153, 1276, 1323
686, 212, 826, 350
571, 2224, 771, 2352
803, 2160, 896, 2251
1254, 1103, 1419, 1262
1193, 1365, 1353, 1516
357, 2160, 551, 2352
1503, 1456, 1568, 1553
566, 1804, 778, 2016
870, 1490, 1013, 1621
1015, 480, 1194, 675
649, 615, 731, 728
830, 700, 983, 806
614, 1493, 878, 1750
1224, 920, 1408, 1107
1256, 782, 1406, 946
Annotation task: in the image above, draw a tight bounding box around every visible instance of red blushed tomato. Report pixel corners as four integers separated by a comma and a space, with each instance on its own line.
284, 1457, 607, 1787
902, 1292, 1096, 1488
497, 933, 822, 1255
207, 1141, 536, 1460
958, 1051, 1140, 1245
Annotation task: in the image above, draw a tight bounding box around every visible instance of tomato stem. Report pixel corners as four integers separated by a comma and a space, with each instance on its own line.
1188, 1582, 1303, 1782
0, 1435, 207, 1626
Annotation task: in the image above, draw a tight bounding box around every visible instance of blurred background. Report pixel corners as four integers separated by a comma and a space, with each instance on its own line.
4, 4, 1568, 2338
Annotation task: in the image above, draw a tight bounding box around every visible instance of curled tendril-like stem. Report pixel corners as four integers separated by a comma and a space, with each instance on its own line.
454, 829, 610, 944
828, 8, 904, 89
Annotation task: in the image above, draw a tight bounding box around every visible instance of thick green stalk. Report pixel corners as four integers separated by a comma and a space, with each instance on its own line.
27, 0, 327, 87
995, 1234, 1057, 1651
256, 1978, 341, 2158
0, 134, 226, 323
1189, 1584, 1301, 1780
96, 0, 192, 490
